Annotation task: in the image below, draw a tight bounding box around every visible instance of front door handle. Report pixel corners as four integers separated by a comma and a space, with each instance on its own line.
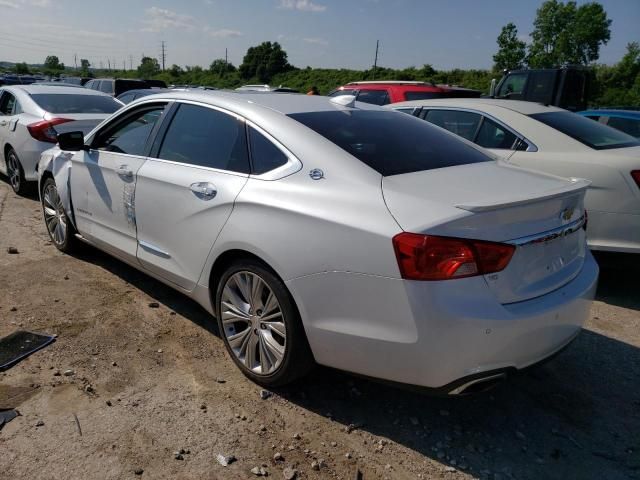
116, 165, 133, 178
190, 182, 217, 200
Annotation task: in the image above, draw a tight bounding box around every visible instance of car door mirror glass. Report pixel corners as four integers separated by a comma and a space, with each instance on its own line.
58, 131, 87, 151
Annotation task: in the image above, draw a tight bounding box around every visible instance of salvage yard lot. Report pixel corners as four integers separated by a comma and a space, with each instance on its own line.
0, 181, 638, 480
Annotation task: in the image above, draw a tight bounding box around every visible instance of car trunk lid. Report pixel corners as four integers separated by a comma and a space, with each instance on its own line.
383, 162, 590, 303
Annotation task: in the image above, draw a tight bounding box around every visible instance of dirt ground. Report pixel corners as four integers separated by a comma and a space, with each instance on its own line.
0, 180, 639, 480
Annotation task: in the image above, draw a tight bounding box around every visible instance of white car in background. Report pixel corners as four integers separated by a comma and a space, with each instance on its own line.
0, 85, 122, 194
389, 99, 640, 254
38, 92, 597, 393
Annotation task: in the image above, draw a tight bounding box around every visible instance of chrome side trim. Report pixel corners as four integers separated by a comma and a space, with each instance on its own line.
508, 215, 586, 246
138, 240, 171, 258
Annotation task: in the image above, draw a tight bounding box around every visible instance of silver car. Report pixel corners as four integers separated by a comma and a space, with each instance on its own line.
0, 85, 122, 194
37, 92, 598, 392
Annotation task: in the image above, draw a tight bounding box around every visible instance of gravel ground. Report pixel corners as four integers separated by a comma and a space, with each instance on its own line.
0, 180, 639, 480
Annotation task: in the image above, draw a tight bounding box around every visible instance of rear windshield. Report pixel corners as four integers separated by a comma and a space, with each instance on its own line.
289, 110, 491, 176
530, 111, 640, 150
31, 94, 121, 114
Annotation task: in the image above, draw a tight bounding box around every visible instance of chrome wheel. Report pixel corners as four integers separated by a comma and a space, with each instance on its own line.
7, 152, 21, 192
220, 271, 286, 375
43, 182, 67, 246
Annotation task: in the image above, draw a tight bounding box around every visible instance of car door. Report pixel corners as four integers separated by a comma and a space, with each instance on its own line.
70, 103, 167, 263
0, 90, 21, 175
134, 102, 250, 291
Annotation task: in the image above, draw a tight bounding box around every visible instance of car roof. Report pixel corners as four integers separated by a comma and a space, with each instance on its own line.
132, 90, 381, 115
390, 97, 566, 115
6, 85, 113, 96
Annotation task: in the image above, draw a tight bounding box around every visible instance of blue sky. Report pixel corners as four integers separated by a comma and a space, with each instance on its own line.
0, 0, 638, 70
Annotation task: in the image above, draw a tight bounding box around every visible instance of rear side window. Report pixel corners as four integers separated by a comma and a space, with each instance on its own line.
289, 110, 491, 177
248, 127, 288, 175
356, 90, 390, 106
423, 110, 481, 141
118, 93, 135, 104
475, 118, 518, 149
530, 111, 640, 150
94, 107, 165, 155
158, 104, 249, 173
31, 94, 121, 114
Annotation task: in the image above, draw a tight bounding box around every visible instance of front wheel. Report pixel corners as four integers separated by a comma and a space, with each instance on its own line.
216, 259, 314, 387
41, 177, 77, 253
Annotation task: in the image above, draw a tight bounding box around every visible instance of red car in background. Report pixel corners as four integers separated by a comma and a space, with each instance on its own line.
328, 81, 481, 106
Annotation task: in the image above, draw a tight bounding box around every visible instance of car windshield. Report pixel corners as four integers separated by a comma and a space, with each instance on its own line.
530, 111, 640, 150
31, 94, 121, 114
289, 110, 491, 176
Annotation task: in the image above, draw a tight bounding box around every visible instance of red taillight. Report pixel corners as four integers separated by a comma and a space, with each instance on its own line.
392, 233, 515, 281
632, 170, 640, 189
27, 118, 73, 143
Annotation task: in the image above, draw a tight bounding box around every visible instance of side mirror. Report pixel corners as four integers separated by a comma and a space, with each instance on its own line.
57, 131, 87, 151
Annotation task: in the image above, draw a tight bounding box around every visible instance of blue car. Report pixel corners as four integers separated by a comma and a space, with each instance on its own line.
578, 109, 640, 139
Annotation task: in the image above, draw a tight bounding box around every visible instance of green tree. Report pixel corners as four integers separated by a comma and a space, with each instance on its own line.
169, 64, 183, 77
44, 55, 64, 72
209, 58, 236, 75
239, 42, 292, 82
527, 0, 611, 68
493, 23, 527, 71
14, 62, 30, 74
138, 56, 160, 78
80, 58, 90, 75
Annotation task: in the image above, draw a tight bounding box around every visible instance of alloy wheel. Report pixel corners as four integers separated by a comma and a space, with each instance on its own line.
43, 183, 67, 246
220, 271, 286, 375
7, 152, 21, 192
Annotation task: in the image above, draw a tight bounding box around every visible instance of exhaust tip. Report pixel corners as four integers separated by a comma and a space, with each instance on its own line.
448, 373, 507, 395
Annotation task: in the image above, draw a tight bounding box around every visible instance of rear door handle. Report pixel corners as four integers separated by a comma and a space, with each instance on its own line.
190, 182, 217, 200
116, 165, 133, 178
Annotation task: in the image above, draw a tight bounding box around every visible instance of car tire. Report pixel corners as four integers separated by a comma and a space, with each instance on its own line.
6, 148, 29, 195
216, 259, 314, 387
41, 177, 77, 253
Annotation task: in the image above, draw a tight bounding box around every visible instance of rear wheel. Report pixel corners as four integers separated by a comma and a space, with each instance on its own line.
41, 177, 77, 253
216, 259, 314, 387
6, 149, 28, 195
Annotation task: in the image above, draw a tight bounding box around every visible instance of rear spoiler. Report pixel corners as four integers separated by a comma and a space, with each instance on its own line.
456, 178, 591, 213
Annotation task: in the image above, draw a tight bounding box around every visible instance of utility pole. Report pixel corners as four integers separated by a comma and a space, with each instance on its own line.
129, 55, 133, 71
373, 40, 379, 78
160, 41, 166, 71
107, 58, 111, 71
123, 60, 126, 71
74, 53, 77, 70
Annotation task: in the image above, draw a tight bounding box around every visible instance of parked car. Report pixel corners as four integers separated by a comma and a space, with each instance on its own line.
328, 81, 481, 106
389, 98, 640, 253
117, 88, 172, 104
0, 85, 122, 194
85, 78, 167, 97
32, 82, 86, 88
58, 77, 92, 86
579, 109, 640, 139
37, 91, 597, 391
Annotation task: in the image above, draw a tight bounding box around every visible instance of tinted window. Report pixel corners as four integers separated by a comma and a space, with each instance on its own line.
497, 73, 526, 98
94, 107, 164, 155
424, 110, 481, 141
31, 94, 121, 114
607, 116, 640, 139
84, 80, 95, 89
0, 92, 17, 115
526, 71, 556, 104
289, 110, 491, 177
404, 91, 444, 101
117, 93, 135, 104
99, 81, 113, 94
158, 104, 249, 173
356, 90, 390, 106
328, 89, 355, 97
475, 118, 518, 149
249, 127, 288, 174
530, 111, 640, 150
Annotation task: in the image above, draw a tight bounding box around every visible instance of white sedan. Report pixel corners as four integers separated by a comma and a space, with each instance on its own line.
0, 85, 122, 194
389, 99, 640, 254
37, 92, 598, 392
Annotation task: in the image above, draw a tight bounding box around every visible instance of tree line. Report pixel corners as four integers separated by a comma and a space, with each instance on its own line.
3, 0, 638, 107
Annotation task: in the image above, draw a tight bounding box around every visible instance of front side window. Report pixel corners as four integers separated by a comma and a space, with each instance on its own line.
423, 109, 481, 141
475, 118, 518, 149
289, 110, 491, 177
93, 106, 165, 155
248, 127, 288, 175
497, 73, 527, 98
530, 111, 640, 150
0, 92, 17, 115
157, 104, 249, 173
356, 89, 390, 106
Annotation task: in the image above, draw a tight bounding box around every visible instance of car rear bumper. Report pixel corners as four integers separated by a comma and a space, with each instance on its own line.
288, 251, 598, 390
16, 140, 52, 181
587, 210, 640, 254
